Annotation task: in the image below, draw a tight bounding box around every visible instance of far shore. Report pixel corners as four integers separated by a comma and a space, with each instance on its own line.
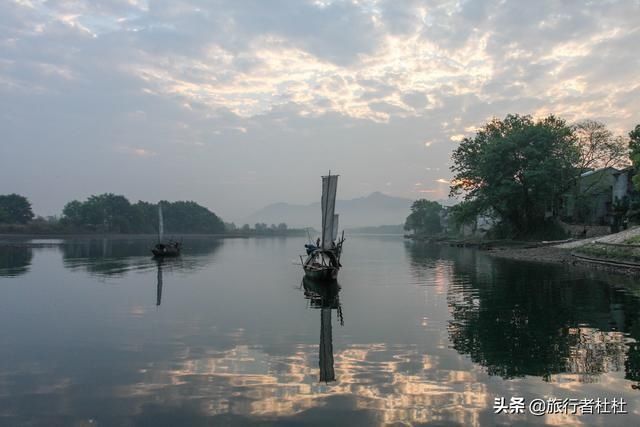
0, 232, 305, 241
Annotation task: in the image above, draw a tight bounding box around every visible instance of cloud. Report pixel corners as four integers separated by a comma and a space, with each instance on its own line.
1, 0, 639, 218
116, 145, 157, 157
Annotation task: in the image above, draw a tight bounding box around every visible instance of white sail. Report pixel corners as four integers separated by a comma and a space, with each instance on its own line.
321, 174, 338, 249
332, 214, 339, 242
158, 204, 164, 242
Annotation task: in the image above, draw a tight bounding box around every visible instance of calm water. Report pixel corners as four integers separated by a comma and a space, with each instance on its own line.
1, 236, 639, 426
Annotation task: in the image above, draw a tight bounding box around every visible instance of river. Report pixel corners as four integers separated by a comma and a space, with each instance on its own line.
0, 236, 638, 425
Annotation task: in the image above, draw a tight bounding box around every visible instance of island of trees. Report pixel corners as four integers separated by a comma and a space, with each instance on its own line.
0, 193, 303, 236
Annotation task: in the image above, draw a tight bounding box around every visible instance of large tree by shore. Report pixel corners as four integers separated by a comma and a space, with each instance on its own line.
450, 115, 630, 237
450, 115, 578, 236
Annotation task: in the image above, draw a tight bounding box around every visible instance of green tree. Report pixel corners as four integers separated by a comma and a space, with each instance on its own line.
161, 201, 225, 234
450, 114, 579, 237
449, 200, 483, 230
0, 194, 35, 224
404, 199, 442, 235
61, 195, 225, 234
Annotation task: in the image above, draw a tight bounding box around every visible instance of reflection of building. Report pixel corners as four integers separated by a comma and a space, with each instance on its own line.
565, 327, 626, 381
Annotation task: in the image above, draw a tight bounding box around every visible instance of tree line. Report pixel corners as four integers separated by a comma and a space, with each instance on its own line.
0, 193, 305, 236
0, 193, 226, 234
224, 222, 305, 236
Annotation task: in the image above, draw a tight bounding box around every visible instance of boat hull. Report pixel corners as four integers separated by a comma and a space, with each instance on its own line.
303, 266, 338, 281
151, 242, 181, 258
151, 249, 180, 257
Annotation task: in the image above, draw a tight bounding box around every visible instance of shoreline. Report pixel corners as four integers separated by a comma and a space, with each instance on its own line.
488, 245, 640, 276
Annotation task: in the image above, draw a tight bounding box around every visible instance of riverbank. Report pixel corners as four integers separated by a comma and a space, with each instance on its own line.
406, 227, 640, 276
486, 226, 640, 276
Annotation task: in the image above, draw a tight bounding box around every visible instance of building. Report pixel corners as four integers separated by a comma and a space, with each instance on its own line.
560, 166, 635, 227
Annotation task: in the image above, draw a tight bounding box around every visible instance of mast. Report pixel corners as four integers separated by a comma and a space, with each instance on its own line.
158, 204, 164, 242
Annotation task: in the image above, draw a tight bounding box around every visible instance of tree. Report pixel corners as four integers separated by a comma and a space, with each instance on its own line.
161, 200, 225, 234
449, 200, 483, 230
0, 194, 35, 224
572, 120, 629, 173
277, 223, 288, 231
61, 194, 225, 234
62, 193, 135, 232
450, 114, 579, 237
630, 124, 640, 190
404, 199, 442, 235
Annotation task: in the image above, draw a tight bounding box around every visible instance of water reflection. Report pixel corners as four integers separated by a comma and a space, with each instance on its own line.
61, 238, 222, 277
2, 237, 639, 425
0, 244, 33, 277
301, 277, 344, 383
156, 259, 163, 306
405, 241, 640, 388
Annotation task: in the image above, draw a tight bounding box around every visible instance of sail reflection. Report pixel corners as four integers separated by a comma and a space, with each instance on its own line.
301, 277, 343, 383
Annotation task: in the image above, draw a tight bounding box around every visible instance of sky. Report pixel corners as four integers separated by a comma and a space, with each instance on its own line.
1, 0, 639, 221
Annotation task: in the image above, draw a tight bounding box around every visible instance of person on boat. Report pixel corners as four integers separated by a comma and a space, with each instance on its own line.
316, 237, 321, 247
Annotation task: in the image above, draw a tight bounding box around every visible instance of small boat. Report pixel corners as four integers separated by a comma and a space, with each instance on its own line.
301, 172, 345, 281
151, 241, 181, 257
151, 204, 182, 257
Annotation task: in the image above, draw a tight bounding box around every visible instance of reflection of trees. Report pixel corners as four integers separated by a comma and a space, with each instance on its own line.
61, 238, 222, 277
0, 245, 33, 277
405, 241, 640, 384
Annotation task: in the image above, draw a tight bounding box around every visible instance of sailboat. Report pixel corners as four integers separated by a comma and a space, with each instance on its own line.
151, 203, 181, 257
301, 172, 345, 281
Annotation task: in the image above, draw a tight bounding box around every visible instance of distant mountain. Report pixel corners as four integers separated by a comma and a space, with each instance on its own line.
345, 224, 405, 235
243, 192, 414, 229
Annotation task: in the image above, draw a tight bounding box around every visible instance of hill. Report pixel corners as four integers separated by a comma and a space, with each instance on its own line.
243, 192, 414, 228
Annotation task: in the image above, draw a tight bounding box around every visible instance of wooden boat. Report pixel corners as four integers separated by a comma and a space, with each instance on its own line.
151, 241, 181, 257
301, 172, 345, 281
151, 204, 182, 257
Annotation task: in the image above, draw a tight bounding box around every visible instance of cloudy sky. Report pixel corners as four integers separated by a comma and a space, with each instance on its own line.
1, 0, 639, 221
